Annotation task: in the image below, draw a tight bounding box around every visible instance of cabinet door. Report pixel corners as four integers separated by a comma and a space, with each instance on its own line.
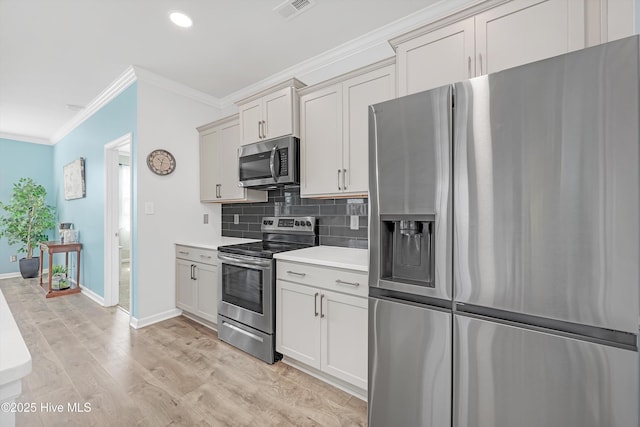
475, 0, 585, 75
239, 99, 262, 145
194, 262, 218, 323
276, 280, 321, 369
300, 84, 343, 197
321, 291, 368, 390
218, 121, 244, 201
199, 129, 220, 202
397, 18, 475, 96
176, 259, 196, 312
263, 87, 294, 139
342, 64, 396, 195
605, 0, 635, 42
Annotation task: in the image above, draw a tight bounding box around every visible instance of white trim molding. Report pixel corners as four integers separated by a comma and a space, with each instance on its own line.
0, 132, 52, 145
0, 272, 21, 280
51, 67, 137, 143
80, 284, 105, 306
129, 308, 182, 329
132, 66, 223, 109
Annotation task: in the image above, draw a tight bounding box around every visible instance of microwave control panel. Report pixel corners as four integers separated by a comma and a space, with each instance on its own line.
278, 148, 288, 176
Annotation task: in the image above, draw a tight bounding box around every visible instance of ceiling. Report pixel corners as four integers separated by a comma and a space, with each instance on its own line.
0, 0, 443, 143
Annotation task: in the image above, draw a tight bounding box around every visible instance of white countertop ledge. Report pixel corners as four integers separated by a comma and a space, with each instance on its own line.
274, 246, 369, 272
0, 288, 32, 387
175, 237, 261, 251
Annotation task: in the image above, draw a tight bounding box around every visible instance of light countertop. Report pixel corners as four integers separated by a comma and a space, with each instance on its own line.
175, 237, 260, 251
0, 288, 32, 388
274, 246, 368, 272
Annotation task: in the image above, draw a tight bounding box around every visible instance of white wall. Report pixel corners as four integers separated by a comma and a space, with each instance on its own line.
136, 81, 222, 321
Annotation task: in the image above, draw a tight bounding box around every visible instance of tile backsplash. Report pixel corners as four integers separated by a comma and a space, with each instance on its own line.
221, 187, 368, 249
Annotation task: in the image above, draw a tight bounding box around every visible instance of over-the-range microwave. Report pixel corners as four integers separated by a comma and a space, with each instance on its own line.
238, 136, 299, 189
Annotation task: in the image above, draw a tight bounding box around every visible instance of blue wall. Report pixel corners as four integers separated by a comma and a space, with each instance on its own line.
0, 139, 54, 274
53, 83, 137, 302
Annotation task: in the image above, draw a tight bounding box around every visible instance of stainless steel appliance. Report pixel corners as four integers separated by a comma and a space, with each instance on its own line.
238, 136, 299, 189
369, 36, 640, 427
217, 216, 317, 363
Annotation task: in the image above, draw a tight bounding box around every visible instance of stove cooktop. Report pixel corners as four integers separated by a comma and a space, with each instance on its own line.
218, 241, 313, 259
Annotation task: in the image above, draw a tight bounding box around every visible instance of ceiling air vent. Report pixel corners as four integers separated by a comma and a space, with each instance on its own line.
274, 0, 316, 20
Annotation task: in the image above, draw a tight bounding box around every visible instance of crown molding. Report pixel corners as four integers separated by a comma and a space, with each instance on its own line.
0, 132, 52, 145
219, 0, 484, 108
132, 66, 224, 109
51, 66, 137, 143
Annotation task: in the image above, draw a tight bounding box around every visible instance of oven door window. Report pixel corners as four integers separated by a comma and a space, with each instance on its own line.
221, 264, 263, 314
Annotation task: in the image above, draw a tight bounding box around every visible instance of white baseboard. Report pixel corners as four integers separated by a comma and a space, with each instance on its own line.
79, 284, 105, 306
281, 357, 367, 402
130, 308, 182, 329
0, 269, 49, 280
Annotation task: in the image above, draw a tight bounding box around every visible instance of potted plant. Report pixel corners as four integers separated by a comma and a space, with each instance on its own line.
51, 264, 69, 290
0, 178, 56, 278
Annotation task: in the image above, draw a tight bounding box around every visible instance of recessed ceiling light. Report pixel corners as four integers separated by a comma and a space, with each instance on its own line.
169, 11, 192, 28
66, 104, 84, 112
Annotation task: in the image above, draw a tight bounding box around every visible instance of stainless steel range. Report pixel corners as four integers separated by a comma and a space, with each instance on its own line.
217, 216, 317, 363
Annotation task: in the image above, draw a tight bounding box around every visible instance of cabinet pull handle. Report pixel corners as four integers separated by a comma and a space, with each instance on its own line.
320, 294, 325, 318
342, 168, 347, 190
286, 270, 306, 277
479, 53, 483, 75
190, 264, 195, 280
217, 184, 221, 199
178, 251, 190, 255
336, 279, 360, 287
262, 120, 267, 138
199, 254, 212, 259
337, 169, 342, 190
193, 265, 198, 280
468, 56, 472, 77
314, 292, 319, 317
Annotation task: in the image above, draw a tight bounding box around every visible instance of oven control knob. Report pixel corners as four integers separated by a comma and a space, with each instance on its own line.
295, 221, 300, 226
263, 220, 268, 225
305, 221, 312, 226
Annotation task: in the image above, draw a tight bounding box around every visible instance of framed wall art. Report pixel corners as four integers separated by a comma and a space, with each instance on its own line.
63, 157, 86, 200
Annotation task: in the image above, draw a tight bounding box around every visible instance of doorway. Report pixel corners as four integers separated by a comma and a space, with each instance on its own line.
104, 133, 133, 312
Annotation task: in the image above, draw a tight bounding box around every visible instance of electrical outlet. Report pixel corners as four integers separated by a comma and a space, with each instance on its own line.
203, 213, 209, 224
350, 215, 359, 230
234, 214, 240, 225
144, 202, 155, 215
10, 255, 17, 262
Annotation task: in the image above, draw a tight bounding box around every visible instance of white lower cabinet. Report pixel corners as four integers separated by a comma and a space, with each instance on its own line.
176, 245, 218, 325
276, 261, 368, 392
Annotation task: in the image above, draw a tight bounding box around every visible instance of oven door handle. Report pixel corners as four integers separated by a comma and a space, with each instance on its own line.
218, 253, 272, 269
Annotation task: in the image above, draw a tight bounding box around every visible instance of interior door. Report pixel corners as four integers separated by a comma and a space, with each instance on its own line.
369, 297, 451, 427
454, 315, 638, 427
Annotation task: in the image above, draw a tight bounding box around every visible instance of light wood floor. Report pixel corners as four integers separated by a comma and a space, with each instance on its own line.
1, 277, 367, 426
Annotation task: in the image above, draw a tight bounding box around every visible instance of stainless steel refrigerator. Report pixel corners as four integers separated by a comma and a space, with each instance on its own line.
368, 35, 640, 427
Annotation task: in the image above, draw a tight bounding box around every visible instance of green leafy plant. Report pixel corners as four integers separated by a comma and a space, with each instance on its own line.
0, 178, 56, 259
51, 264, 67, 276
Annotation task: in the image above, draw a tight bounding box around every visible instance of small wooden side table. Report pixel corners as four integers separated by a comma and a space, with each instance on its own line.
39, 241, 82, 298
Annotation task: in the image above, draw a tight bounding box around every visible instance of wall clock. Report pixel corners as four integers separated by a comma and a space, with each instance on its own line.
146, 149, 176, 175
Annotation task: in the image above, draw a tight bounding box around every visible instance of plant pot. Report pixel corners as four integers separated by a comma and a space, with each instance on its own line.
52, 274, 69, 290
19, 257, 40, 279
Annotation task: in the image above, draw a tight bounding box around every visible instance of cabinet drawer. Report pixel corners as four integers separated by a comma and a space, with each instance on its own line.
277, 260, 368, 298
175, 245, 217, 265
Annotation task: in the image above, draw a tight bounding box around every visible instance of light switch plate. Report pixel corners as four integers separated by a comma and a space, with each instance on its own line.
203, 213, 209, 224
350, 215, 359, 230
144, 202, 155, 215
234, 214, 240, 225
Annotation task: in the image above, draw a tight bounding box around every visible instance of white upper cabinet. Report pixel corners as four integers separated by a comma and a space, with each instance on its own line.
237, 79, 305, 145
300, 60, 395, 198
397, 17, 475, 96
198, 116, 267, 203
394, 0, 587, 94
603, 0, 636, 42
475, 0, 585, 75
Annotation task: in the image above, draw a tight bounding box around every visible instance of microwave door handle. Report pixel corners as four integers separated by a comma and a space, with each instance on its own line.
269, 145, 278, 182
